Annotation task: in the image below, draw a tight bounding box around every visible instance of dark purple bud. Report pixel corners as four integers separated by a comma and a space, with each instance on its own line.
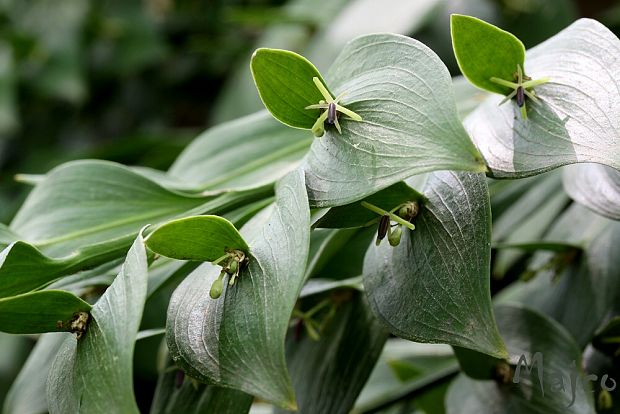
376, 215, 390, 246
327, 102, 337, 124
516, 86, 525, 107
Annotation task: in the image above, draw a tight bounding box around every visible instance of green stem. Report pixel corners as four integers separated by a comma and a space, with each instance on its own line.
489, 77, 518, 89
212, 253, 229, 266
312, 77, 334, 103
337, 105, 363, 122
522, 77, 551, 89
361, 201, 415, 231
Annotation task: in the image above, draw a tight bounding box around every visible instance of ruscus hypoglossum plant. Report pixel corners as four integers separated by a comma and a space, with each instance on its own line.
2, 10, 620, 414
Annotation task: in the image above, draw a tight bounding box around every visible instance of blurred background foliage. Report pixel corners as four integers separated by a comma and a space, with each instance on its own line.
0, 0, 619, 410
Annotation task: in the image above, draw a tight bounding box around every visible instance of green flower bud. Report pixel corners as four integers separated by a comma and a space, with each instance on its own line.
388, 224, 403, 246
228, 259, 238, 275
209, 274, 225, 299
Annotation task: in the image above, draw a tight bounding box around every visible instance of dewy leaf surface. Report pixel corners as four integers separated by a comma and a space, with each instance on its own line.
47, 234, 148, 414
465, 19, 620, 177
563, 163, 620, 220
446, 304, 595, 414
166, 169, 310, 409
451, 14, 526, 95
363, 171, 507, 358
303, 33, 486, 207
146, 215, 249, 262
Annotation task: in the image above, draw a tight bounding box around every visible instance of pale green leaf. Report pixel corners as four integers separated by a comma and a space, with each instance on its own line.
47, 234, 148, 413
168, 111, 312, 191
563, 163, 620, 221
464, 19, 620, 177
166, 170, 310, 409
303, 33, 486, 207
150, 353, 253, 414
364, 171, 507, 358
446, 304, 595, 414
275, 292, 388, 414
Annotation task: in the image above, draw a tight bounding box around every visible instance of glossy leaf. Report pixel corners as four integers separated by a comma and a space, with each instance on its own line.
275, 292, 388, 414
464, 19, 620, 178
364, 171, 507, 358
146, 215, 249, 261
251, 48, 328, 129
150, 354, 253, 414
0, 291, 90, 335
166, 170, 310, 409
47, 234, 148, 413
451, 14, 525, 95
303, 33, 486, 207
168, 111, 312, 191
563, 163, 620, 221
446, 304, 595, 414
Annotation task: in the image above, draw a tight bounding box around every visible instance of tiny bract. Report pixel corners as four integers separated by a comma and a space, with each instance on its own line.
490, 64, 550, 120
305, 77, 363, 137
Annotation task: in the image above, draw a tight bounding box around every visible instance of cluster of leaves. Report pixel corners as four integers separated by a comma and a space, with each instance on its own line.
2, 3, 620, 414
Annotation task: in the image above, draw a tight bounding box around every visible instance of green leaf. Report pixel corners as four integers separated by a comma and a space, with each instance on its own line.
251, 48, 329, 129
563, 163, 620, 221
491, 170, 570, 277
10, 160, 214, 258
274, 292, 388, 414
0, 242, 82, 298
354, 341, 458, 413
3, 160, 269, 293
47, 234, 148, 413
303, 33, 486, 207
0, 224, 18, 249
300, 276, 363, 298
146, 215, 249, 261
313, 182, 424, 229
0, 291, 91, 335
464, 19, 620, 178
450, 14, 525, 95
166, 169, 310, 409
364, 171, 507, 359
446, 304, 595, 414
496, 204, 620, 347
4, 333, 68, 414
168, 111, 312, 191
150, 353, 253, 414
